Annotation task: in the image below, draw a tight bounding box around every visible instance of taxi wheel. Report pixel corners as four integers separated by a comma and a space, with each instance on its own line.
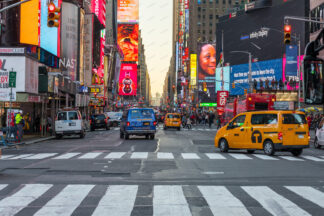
219, 139, 228, 153
247, 150, 255, 154
314, 138, 321, 149
263, 140, 275, 156
291, 149, 303, 157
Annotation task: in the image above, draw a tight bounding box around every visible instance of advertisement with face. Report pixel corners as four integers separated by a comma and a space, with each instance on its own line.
198, 43, 216, 103
117, 24, 138, 62
117, 0, 139, 23
118, 63, 137, 96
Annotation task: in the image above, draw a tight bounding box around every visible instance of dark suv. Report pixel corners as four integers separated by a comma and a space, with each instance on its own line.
90, 113, 110, 131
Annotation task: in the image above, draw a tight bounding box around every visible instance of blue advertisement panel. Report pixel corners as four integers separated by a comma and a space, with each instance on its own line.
40, 0, 59, 56
216, 66, 230, 92
230, 58, 283, 95
285, 45, 298, 77
185, 9, 189, 33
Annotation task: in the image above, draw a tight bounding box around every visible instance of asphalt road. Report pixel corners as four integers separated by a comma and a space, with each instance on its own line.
0, 125, 324, 216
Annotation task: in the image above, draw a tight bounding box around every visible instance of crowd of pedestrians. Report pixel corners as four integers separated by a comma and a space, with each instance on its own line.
253, 78, 299, 91
180, 111, 222, 129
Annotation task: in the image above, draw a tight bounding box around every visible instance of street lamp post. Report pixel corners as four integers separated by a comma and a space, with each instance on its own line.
230, 51, 253, 93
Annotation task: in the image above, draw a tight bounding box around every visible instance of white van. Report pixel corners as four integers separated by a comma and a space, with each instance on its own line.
55, 109, 85, 139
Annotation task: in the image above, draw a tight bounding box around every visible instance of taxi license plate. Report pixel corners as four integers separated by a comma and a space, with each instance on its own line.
143, 122, 150, 126
298, 135, 304, 139
69, 122, 76, 126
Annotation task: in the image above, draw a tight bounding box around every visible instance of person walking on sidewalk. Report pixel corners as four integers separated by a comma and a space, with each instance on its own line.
208, 112, 214, 128
15, 112, 24, 142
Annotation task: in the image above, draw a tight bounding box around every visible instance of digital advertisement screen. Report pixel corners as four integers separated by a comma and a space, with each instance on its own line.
190, 54, 197, 86
20, 0, 39, 45
118, 63, 137, 96
197, 43, 217, 103
216, 66, 230, 92
91, 0, 106, 27
117, 0, 139, 23
117, 24, 138, 62
216, 0, 306, 66
230, 58, 283, 95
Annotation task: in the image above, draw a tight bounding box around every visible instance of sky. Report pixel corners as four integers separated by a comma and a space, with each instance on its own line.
139, 0, 173, 96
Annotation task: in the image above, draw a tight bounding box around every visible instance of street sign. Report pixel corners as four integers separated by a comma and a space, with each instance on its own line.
9, 71, 16, 88
200, 103, 217, 107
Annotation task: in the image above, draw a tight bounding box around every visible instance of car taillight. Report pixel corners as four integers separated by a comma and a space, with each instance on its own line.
127, 122, 130, 126
308, 131, 310, 139
278, 132, 283, 141
90, 120, 92, 124
153, 121, 157, 126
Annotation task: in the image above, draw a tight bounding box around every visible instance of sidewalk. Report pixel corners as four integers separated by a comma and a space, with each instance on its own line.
0, 134, 55, 149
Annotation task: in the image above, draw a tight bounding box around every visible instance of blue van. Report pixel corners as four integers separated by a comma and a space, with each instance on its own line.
120, 108, 157, 140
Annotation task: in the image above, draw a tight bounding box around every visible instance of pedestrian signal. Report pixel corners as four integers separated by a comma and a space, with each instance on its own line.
48, 2, 60, 27
284, 25, 291, 44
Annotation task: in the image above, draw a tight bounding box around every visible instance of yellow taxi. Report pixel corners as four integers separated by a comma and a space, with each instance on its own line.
215, 110, 309, 156
164, 113, 181, 131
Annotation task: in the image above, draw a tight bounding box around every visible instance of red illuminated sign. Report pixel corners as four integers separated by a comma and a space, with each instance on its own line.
118, 63, 137, 96
217, 91, 229, 107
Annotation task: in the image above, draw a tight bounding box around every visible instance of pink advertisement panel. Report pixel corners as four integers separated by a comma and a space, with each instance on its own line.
91, 0, 106, 27
118, 63, 137, 96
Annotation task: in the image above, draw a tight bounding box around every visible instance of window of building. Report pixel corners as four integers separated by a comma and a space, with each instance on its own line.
216, 0, 219, 3
198, 14, 201, 19
198, 7, 201, 12
202, 22, 206, 26
202, 15, 206, 19
202, 30, 206, 34
223, 0, 226, 4
203, 0, 206, 3
228, 0, 232, 4
209, 14, 213, 19
209, 0, 213, 3
209, 22, 213, 27
198, 30, 201, 34
209, 30, 213, 34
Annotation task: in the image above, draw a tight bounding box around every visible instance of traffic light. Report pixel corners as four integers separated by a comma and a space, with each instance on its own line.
47, 2, 60, 27
232, 82, 235, 89
284, 24, 291, 44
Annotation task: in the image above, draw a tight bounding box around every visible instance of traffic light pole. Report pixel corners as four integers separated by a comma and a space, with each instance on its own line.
230, 51, 253, 93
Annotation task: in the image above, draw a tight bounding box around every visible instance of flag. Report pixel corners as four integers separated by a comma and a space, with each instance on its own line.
217, 51, 223, 68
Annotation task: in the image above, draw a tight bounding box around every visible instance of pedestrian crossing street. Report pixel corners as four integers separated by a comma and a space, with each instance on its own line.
1, 151, 324, 162
0, 183, 323, 215
110, 126, 218, 131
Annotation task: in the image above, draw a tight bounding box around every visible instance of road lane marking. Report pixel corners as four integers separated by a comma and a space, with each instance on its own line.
52, 152, 81, 159
157, 152, 174, 159
105, 152, 126, 159
113, 128, 119, 130
130, 152, 148, 159
181, 153, 200, 159
301, 156, 324, 162
229, 154, 252, 160
205, 153, 226, 159
23, 153, 58, 160
279, 156, 304, 161
78, 152, 103, 159
153, 185, 191, 216
34, 184, 94, 216
286, 186, 324, 208
92, 185, 138, 216
154, 139, 161, 153
0, 184, 52, 216
0, 155, 16, 159
253, 154, 279, 160
198, 186, 251, 216
242, 186, 311, 216
7, 154, 35, 159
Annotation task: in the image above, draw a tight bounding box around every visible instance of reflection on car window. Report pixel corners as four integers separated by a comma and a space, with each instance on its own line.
95, 115, 105, 120
69, 112, 78, 120
232, 115, 246, 128
283, 114, 306, 124
57, 112, 67, 121
251, 114, 277, 125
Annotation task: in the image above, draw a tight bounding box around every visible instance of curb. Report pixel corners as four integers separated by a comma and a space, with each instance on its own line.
0, 136, 55, 149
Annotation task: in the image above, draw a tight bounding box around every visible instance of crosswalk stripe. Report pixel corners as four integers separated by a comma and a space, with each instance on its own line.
229, 154, 252, 160
301, 156, 324, 162
157, 152, 174, 159
0, 184, 52, 216
279, 156, 304, 161
34, 184, 94, 216
0, 184, 7, 191
114, 128, 119, 130
105, 152, 126, 159
0, 155, 16, 159
7, 154, 35, 159
153, 185, 191, 216
320, 156, 324, 159
253, 154, 279, 160
23, 153, 58, 160
205, 153, 226, 159
198, 186, 251, 216
78, 152, 103, 159
242, 186, 311, 216
92, 185, 138, 216
181, 153, 200, 159
130, 152, 148, 159
52, 152, 81, 159
286, 186, 324, 208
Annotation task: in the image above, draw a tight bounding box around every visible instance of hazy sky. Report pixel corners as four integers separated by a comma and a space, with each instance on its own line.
139, 0, 173, 96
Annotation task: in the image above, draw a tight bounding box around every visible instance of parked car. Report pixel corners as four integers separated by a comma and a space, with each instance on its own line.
55, 108, 86, 139
215, 110, 309, 156
106, 112, 123, 127
90, 113, 110, 131
314, 117, 324, 149
120, 108, 157, 140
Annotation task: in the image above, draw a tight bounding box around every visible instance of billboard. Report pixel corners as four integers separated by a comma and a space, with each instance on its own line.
20, 0, 39, 45
198, 43, 216, 103
285, 45, 298, 77
118, 63, 137, 96
190, 54, 197, 86
230, 58, 283, 95
117, 0, 139, 23
60, 2, 79, 81
91, 0, 106, 27
117, 24, 138, 62
216, 66, 230, 92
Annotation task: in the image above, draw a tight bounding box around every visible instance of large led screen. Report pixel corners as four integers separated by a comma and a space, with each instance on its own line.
118, 63, 137, 96
197, 43, 216, 103
216, 66, 230, 92
20, 0, 39, 45
216, 0, 306, 66
117, 24, 138, 62
117, 0, 139, 23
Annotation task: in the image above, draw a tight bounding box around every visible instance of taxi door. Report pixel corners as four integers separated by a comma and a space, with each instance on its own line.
226, 114, 247, 149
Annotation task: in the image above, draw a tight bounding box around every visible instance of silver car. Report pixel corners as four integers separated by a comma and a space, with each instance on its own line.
106, 112, 123, 127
